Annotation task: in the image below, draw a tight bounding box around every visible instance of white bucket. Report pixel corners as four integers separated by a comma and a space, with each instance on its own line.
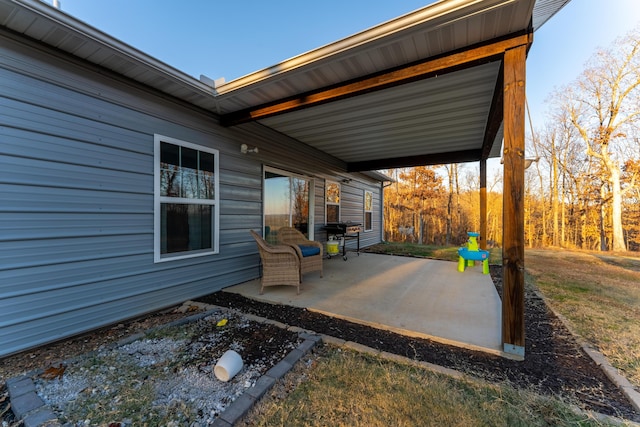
214, 350, 243, 382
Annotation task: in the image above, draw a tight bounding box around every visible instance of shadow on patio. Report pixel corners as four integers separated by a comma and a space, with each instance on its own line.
224, 252, 504, 357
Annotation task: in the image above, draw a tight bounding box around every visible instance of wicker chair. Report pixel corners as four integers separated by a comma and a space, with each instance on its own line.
250, 230, 301, 294
277, 227, 323, 279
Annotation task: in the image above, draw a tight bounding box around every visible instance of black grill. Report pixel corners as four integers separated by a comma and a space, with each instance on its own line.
323, 222, 362, 260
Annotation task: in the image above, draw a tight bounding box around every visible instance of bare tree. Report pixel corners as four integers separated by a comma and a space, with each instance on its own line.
537, 104, 583, 247
561, 28, 640, 251
444, 164, 459, 245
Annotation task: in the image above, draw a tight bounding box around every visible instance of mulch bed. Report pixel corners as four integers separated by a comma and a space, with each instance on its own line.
196, 264, 640, 421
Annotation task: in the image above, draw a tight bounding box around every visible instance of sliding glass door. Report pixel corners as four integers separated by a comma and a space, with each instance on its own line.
264, 167, 313, 243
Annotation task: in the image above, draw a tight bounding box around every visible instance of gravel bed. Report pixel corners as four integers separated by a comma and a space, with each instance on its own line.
15, 309, 301, 426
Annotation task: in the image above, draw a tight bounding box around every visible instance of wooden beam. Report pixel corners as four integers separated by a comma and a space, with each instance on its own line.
221, 33, 533, 127
346, 149, 481, 172
502, 44, 527, 358
482, 62, 504, 160
480, 159, 487, 251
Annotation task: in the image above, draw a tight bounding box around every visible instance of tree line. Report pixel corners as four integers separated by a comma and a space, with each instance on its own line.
382, 27, 640, 252
382, 165, 503, 248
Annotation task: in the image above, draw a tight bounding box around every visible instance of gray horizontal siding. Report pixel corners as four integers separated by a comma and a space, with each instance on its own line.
1, 235, 150, 270
0, 30, 382, 357
339, 182, 383, 250
1, 153, 150, 194
2, 184, 150, 214
0, 34, 261, 356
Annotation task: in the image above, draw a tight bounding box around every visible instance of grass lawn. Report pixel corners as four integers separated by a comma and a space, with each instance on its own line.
241, 346, 616, 427
525, 248, 640, 388
239, 244, 639, 426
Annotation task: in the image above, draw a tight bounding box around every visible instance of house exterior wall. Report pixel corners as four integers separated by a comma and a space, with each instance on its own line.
336, 181, 382, 251
0, 30, 384, 357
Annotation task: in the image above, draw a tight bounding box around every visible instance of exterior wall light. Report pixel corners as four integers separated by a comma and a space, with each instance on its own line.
240, 144, 259, 154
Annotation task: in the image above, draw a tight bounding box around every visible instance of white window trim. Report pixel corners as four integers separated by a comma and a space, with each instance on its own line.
263, 166, 315, 240
154, 134, 219, 263
325, 180, 341, 224
364, 190, 373, 232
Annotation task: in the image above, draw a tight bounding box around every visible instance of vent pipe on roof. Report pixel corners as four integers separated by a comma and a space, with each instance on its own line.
53, 0, 61, 9
200, 74, 226, 89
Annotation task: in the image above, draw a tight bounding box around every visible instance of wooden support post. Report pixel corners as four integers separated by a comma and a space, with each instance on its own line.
480, 159, 487, 250
502, 44, 527, 358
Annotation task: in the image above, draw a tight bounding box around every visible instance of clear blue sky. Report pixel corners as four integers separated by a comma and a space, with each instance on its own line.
55, 0, 639, 133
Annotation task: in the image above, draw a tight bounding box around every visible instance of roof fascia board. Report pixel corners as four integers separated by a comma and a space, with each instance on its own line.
221, 32, 533, 127
10, 0, 213, 95
216, 0, 518, 94
347, 149, 483, 171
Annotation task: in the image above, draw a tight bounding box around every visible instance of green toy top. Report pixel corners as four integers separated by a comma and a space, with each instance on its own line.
467, 232, 479, 251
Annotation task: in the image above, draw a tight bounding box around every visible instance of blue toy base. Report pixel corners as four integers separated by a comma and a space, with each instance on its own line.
457, 248, 490, 274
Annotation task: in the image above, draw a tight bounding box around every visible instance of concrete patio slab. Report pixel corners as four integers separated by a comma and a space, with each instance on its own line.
223, 253, 504, 356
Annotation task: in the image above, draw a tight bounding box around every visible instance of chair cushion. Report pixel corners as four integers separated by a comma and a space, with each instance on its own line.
298, 245, 321, 257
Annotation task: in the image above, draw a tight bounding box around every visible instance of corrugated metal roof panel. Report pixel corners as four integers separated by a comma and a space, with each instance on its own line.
260, 62, 500, 163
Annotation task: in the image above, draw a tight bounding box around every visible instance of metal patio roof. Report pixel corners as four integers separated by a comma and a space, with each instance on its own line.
1, 0, 572, 172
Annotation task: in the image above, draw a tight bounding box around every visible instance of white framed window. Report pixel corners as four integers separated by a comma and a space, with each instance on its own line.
154, 134, 219, 262
364, 190, 373, 231
325, 181, 340, 223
